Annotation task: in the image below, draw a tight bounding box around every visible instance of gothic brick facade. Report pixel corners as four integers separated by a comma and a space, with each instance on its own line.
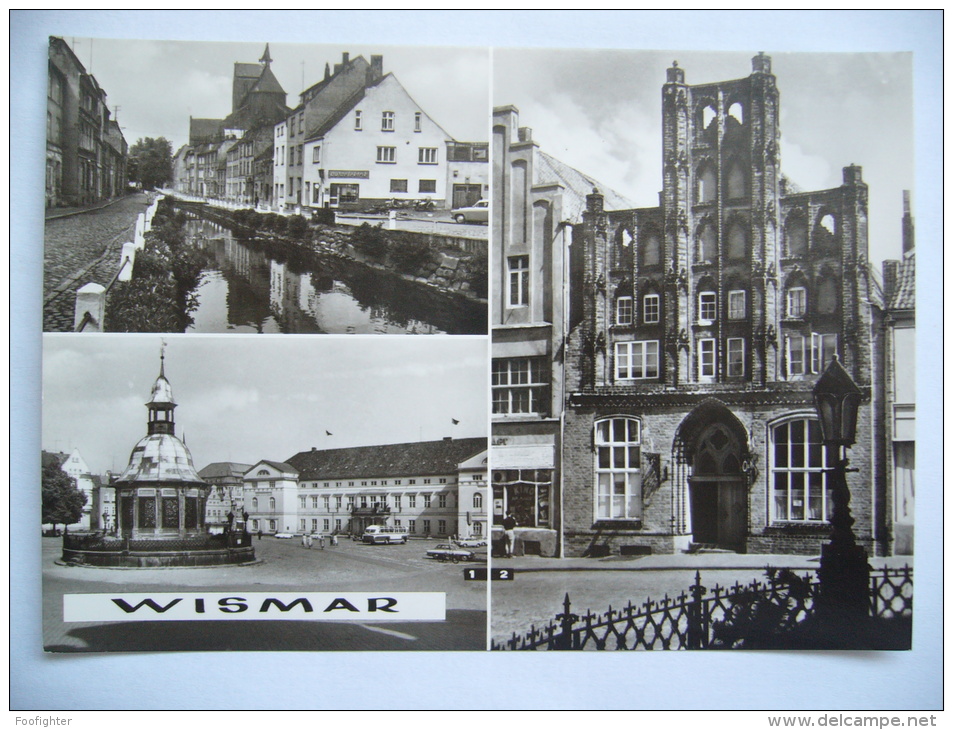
561, 54, 888, 557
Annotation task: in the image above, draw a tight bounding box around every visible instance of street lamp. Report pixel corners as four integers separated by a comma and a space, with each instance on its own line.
812, 354, 870, 622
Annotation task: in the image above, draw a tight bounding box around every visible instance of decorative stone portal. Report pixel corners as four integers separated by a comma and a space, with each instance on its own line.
61, 346, 255, 567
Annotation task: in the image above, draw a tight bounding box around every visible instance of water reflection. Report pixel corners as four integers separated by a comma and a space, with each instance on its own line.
184, 219, 485, 334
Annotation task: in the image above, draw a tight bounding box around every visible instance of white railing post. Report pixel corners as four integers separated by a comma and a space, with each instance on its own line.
118, 243, 137, 282
74, 283, 106, 332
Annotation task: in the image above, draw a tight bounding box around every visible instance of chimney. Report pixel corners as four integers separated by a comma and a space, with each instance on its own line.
882, 260, 900, 305
902, 190, 915, 253
324, 62, 331, 81
342, 52, 349, 65
443, 436, 452, 441
366, 55, 384, 86
517, 126, 532, 143
311, 446, 317, 452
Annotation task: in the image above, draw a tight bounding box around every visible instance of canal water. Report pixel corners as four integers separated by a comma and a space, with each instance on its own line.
183, 218, 486, 335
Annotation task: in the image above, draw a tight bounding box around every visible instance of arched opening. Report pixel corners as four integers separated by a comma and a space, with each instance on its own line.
814, 212, 837, 250
725, 160, 746, 200
727, 101, 744, 125
698, 222, 717, 263
726, 218, 748, 260
696, 164, 717, 204
674, 400, 750, 551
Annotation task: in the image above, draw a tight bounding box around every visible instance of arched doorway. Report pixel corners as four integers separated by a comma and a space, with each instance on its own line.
674, 401, 750, 551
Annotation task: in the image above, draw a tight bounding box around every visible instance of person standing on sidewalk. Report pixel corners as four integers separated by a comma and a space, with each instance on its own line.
502, 512, 518, 557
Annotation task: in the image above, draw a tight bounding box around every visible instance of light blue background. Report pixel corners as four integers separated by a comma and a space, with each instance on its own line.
11, 10, 942, 710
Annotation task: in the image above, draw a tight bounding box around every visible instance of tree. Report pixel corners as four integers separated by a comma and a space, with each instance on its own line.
129, 137, 173, 190
41, 454, 87, 533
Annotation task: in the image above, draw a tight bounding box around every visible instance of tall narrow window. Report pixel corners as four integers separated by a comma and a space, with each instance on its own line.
616, 296, 634, 325
381, 111, 394, 131
698, 338, 716, 378
697, 165, 717, 203
642, 233, 661, 267
643, 294, 660, 324
615, 341, 660, 380
787, 287, 807, 318
354, 110, 362, 130
727, 338, 745, 377
772, 418, 830, 522
594, 417, 642, 521
508, 255, 529, 307
698, 291, 717, 323
698, 224, 717, 262
414, 111, 422, 132
728, 290, 746, 320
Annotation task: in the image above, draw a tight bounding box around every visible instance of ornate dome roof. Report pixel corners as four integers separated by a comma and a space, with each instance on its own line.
115, 432, 205, 485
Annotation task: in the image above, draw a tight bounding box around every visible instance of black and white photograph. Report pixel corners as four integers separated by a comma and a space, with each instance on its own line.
490, 48, 915, 651
43, 38, 489, 335
41, 334, 488, 652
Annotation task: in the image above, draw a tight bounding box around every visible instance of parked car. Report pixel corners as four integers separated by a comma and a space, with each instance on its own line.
455, 537, 487, 548
426, 544, 475, 562
450, 199, 488, 224
274, 532, 294, 539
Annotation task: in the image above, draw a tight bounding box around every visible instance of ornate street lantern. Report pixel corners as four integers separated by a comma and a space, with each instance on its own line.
812, 354, 870, 631
812, 355, 862, 447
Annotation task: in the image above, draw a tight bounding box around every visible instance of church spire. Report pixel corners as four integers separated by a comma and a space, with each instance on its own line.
260, 43, 272, 66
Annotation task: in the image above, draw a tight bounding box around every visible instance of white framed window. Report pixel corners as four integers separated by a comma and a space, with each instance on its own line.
438, 519, 446, 534
312, 146, 320, 164
786, 333, 838, 377
269, 498, 275, 510
299, 518, 305, 531
771, 418, 831, 522
811, 333, 838, 374
299, 496, 306, 509
390, 179, 408, 193
698, 338, 716, 378
323, 496, 330, 510
311, 519, 318, 532
418, 147, 438, 164
394, 495, 401, 510
698, 291, 717, 323
643, 294, 660, 324
323, 519, 330, 531
376, 146, 396, 164
408, 494, 416, 508
787, 287, 807, 318
335, 496, 342, 509
354, 110, 362, 130
615, 341, 660, 380
423, 520, 431, 534
727, 338, 745, 377
419, 179, 437, 193
268, 520, 276, 532
473, 493, 483, 508
594, 417, 642, 521
381, 111, 395, 131
616, 296, 634, 325
507, 255, 529, 307
492, 357, 549, 415
252, 498, 258, 510
438, 494, 447, 508
409, 519, 416, 533
728, 290, 746, 320
423, 494, 431, 508
414, 111, 422, 132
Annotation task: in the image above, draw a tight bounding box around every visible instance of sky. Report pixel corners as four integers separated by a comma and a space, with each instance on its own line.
65, 37, 489, 152
42, 335, 488, 477
493, 48, 914, 268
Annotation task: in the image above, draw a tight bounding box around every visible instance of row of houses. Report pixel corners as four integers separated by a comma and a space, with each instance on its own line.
200, 438, 487, 540
46, 37, 128, 208
172, 46, 488, 212
491, 54, 916, 559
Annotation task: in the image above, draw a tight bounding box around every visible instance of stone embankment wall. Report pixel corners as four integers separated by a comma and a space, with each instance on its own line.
178, 203, 487, 302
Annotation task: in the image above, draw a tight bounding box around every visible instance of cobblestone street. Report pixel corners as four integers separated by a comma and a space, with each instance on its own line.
43, 193, 153, 331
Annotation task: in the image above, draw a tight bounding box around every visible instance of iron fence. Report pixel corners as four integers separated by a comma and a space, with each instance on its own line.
492, 565, 912, 650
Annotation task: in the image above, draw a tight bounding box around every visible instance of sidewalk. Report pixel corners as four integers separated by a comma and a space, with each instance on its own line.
45, 192, 150, 221
495, 551, 912, 574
